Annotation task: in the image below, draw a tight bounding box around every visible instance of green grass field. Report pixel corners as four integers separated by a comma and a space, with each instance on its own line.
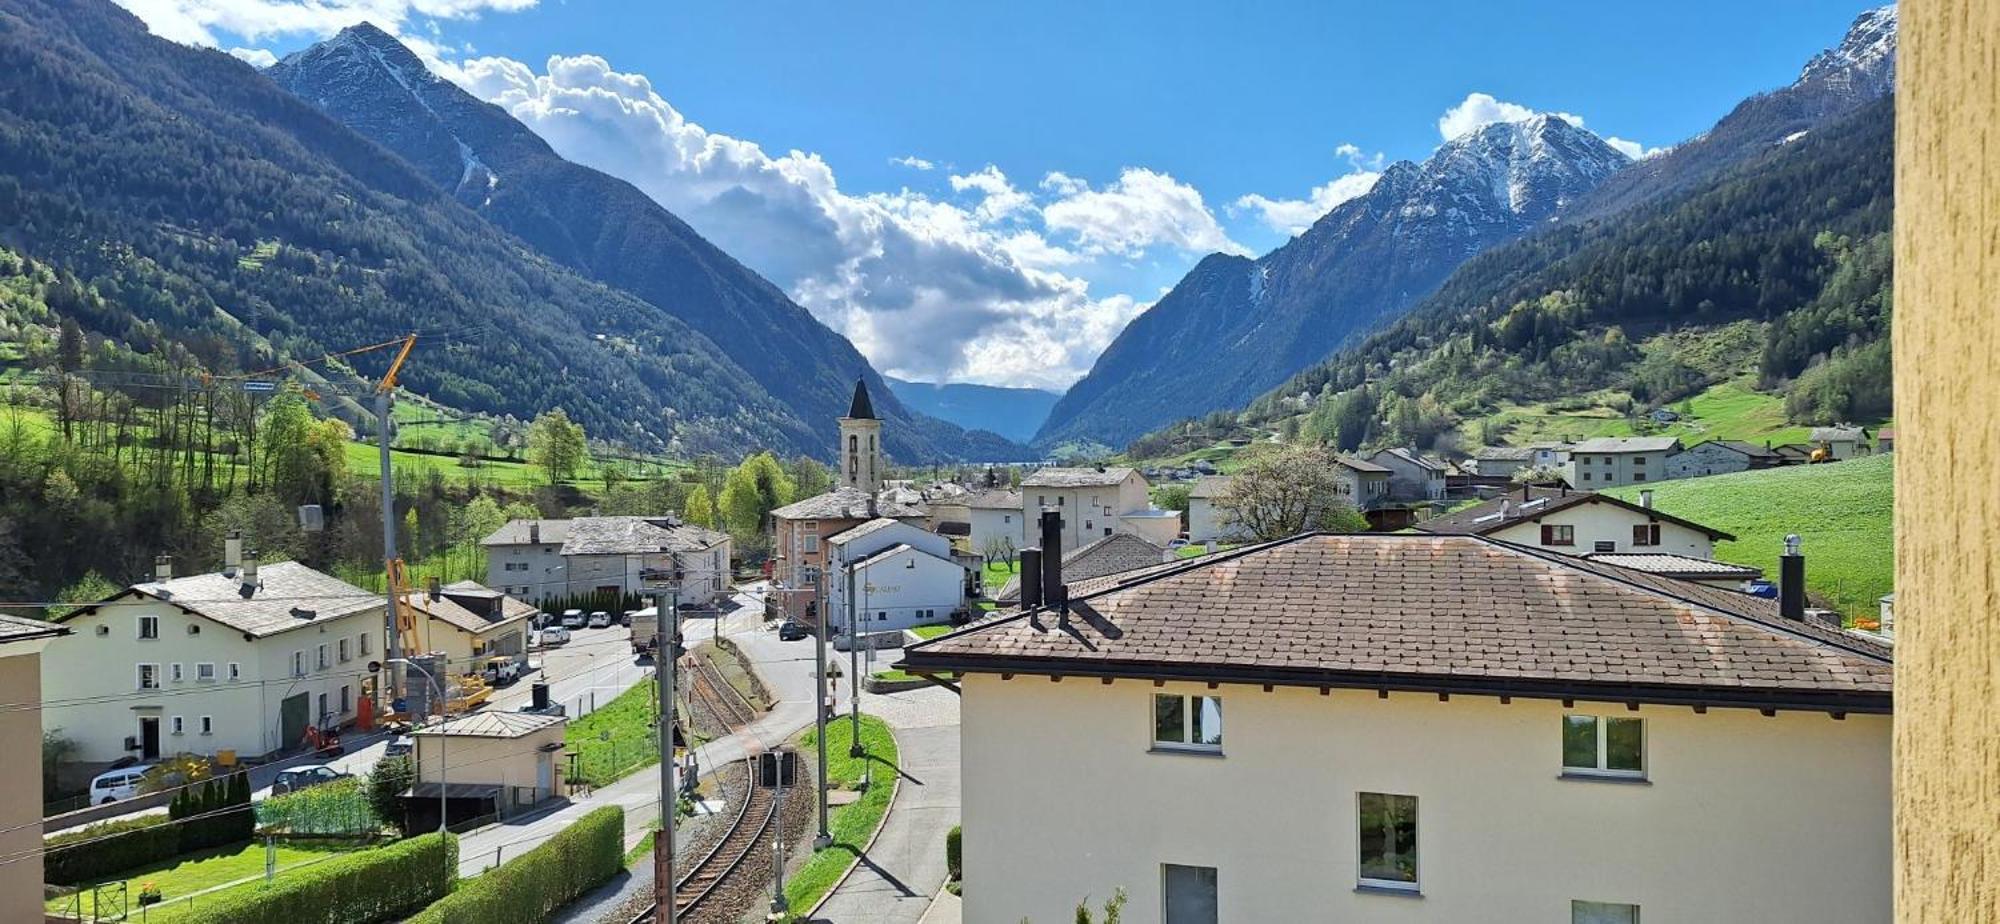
980, 560, 1018, 594
783, 715, 898, 918
1476, 379, 1891, 451
47, 839, 359, 920
1607, 453, 1893, 619
564, 678, 660, 787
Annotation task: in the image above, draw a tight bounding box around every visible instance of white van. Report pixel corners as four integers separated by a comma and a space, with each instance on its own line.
88, 766, 151, 804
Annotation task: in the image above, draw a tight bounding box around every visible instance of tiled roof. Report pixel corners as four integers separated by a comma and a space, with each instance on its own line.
402, 590, 532, 635
1572, 436, 1681, 453
1582, 553, 1763, 580
772, 487, 927, 520
1416, 487, 1733, 541
965, 490, 1023, 510
1334, 455, 1391, 474
905, 534, 1891, 710
0, 613, 67, 645
1371, 448, 1447, 472
826, 517, 907, 546
559, 517, 729, 556
72, 561, 382, 638
1693, 440, 1782, 460
1475, 446, 1537, 461
414, 711, 564, 739
482, 519, 571, 546
1811, 426, 1870, 442
445, 580, 539, 620
1186, 475, 1231, 499
1021, 467, 1136, 488
996, 534, 1171, 602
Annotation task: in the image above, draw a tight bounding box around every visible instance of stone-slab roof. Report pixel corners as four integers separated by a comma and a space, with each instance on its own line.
1022, 467, 1136, 488
772, 487, 927, 521
1572, 436, 1682, 453
906, 533, 1888, 710
997, 533, 1171, 602
1416, 486, 1733, 541
966, 490, 1024, 510
481, 519, 571, 546
559, 517, 728, 556
1186, 475, 1231, 499
1583, 553, 1763, 580
72, 561, 382, 638
0, 613, 67, 645
1810, 426, 1871, 442
414, 711, 564, 739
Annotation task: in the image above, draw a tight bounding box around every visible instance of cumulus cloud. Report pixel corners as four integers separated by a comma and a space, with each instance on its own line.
1437, 91, 1583, 140
1041, 168, 1247, 258
227, 46, 277, 67
889, 155, 935, 170
1231, 143, 1385, 236
949, 165, 1033, 224
112, 0, 534, 48
1603, 136, 1663, 160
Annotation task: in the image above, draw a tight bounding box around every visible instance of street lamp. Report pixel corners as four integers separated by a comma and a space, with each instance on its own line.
373, 657, 448, 849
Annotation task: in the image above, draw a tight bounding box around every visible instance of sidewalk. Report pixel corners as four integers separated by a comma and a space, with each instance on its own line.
809, 686, 962, 924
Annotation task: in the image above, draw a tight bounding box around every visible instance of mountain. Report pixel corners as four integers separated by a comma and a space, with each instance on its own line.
0, 0, 819, 454
1037, 115, 1631, 449
266, 24, 1024, 463
883, 377, 1060, 445
1570, 5, 1896, 221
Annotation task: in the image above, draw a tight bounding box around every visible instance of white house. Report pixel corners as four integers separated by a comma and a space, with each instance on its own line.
484, 516, 732, 606
399, 581, 536, 667
1021, 467, 1180, 549
902, 533, 1892, 924
1566, 436, 1682, 488
45, 552, 386, 767
1417, 486, 1732, 558
1366, 447, 1448, 502
827, 518, 967, 632
1185, 476, 1232, 542
1332, 455, 1393, 510
966, 489, 1026, 557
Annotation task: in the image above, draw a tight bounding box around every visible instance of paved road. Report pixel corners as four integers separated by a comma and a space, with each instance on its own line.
812, 688, 962, 924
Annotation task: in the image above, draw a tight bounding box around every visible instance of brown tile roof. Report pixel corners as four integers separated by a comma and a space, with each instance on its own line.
1416, 487, 1733, 541
1021, 466, 1136, 488
904, 533, 1890, 711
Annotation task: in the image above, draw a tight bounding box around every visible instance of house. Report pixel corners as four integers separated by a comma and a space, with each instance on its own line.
1472, 442, 1570, 478
826, 518, 968, 632
995, 533, 1171, 604
483, 516, 732, 607
1811, 426, 1873, 460
399, 581, 536, 668
1663, 440, 1782, 479
0, 613, 65, 921
901, 533, 1891, 924
1566, 436, 1682, 487
966, 490, 1026, 558
1648, 407, 1680, 424
1875, 427, 1895, 453
1581, 552, 1763, 589
1365, 448, 1447, 502
1185, 475, 1233, 542
769, 487, 928, 623
1772, 443, 1817, 465
404, 710, 566, 831
45, 544, 386, 766
1332, 455, 1392, 510
1021, 466, 1181, 549
1416, 485, 1732, 558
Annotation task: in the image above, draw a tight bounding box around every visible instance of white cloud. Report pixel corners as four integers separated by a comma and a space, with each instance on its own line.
227, 46, 277, 67
1041, 168, 1247, 258
949, 165, 1033, 224
111, 0, 534, 49
1437, 91, 1583, 141
1604, 136, 1663, 159
889, 155, 935, 171
1231, 143, 1385, 236
1039, 171, 1088, 197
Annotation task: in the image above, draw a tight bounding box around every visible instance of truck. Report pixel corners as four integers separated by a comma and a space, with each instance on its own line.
630, 606, 658, 656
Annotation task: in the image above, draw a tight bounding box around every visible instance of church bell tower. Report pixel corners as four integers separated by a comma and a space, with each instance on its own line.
839, 378, 883, 493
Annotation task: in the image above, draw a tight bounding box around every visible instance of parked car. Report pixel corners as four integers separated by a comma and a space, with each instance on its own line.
587, 610, 613, 629
88, 766, 152, 805
778, 621, 810, 641
481, 656, 521, 685
540, 625, 571, 646
384, 735, 414, 758
272, 764, 350, 795
1167, 538, 1190, 550
560, 609, 587, 629
621, 610, 639, 628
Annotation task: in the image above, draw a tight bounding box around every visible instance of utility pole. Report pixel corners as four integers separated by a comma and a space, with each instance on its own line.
653, 586, 680, 924
770, 752, 790, 917
845, 550, 863, 758
811, 567, 830, 848
376, 389, 401, 704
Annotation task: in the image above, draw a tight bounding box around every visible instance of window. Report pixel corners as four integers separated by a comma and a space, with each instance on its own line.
1632, 472, 1648, 482
170, 716, 184, 736
1003, 514, 1011, 524
1593, 541, 1616, 553
803, 522, 820, 553
196, 662, 216, 682
200, 716, 213, 735
1104, 527, 1113, 536
138, 615, 159, 640
1573, 900, 1640, 924
292, 651, 306, 678
1085, 520, 1094, 531
338, 638, 350, 662
1152, 693, 1222, 751
1058, 496, 1065, 506
1632, 523, 1661, 547
1540, 524, 1576, 546
227, 662, 241, 681
137, 664, 160, 690
1581, 472, 1594, 482
1357, 792, 1419, 891
169, 663, 184, 683
1562, 715, 1645, 778
1632, 455, 1646, 467
360, 633, 372, 656
316, 644, 329, 670
339, 685, 351, 714
1162, 864, 1219, 924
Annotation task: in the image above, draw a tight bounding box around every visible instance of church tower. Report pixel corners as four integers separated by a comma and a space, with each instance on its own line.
839, 378, 883, 493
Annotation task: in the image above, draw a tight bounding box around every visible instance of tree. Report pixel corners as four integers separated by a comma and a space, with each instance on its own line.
788, 455, 831, 499
1214, 446, 1369, 541
47, 571, 117, 620
260, 393, 350, 506
43, 729, 76, 801
367, 756, 415, 836
527, 409, 586, 484
1153, 484, 1191, 513
717, 452, 795, 539
683, 484, 716, 529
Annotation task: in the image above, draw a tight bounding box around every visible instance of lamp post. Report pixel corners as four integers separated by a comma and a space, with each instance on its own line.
809, 566, 831, 847
644, 557, 683, 924
377, 657, 447, 849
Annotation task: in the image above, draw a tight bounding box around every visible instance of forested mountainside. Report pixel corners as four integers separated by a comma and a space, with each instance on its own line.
1207, 94, 1892, 455
883, 377, 1059, 445
266, 25, 1022, 463
1036, 115, 1630, 449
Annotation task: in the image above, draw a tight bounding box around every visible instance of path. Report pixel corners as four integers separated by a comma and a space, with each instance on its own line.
811, 685, 962, 923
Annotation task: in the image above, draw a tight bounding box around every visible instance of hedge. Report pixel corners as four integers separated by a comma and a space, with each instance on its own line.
45, 814, 183, 885
407, 806, 623, 924
257, 777, 381, 835
193, 831, 457, 924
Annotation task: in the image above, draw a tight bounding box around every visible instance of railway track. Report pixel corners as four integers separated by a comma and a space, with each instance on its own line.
688, 655, 758, 729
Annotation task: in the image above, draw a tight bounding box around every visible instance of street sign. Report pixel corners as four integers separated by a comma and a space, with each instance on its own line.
240, 380, 278, 393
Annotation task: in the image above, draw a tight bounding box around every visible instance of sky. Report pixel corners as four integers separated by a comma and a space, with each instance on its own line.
117, 0, 1881, 392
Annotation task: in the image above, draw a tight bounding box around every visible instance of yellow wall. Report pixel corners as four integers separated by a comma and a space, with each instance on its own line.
0, 648, 45, 923
960, 674, 1889, 924
1893, 2, 2000, 920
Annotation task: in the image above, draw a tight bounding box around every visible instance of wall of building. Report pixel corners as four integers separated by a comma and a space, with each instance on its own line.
960, 675, 1889, 924
830, 547, 965, 632
1025, 475, 1155, 551
967, 508, 1025, 556
414, 726, 564, 796
1487, 503, 1715, 558
1664, 443, 1758, 480
1570, 450, 1673, 488
487, 541, 563, 600
1186, 497, 1227, 542
1894, 3, 2000, 918
0, 647, 46, 923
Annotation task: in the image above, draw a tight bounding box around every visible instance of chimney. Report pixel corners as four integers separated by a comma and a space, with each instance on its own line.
528, 521, 540, 545
154, 555, 172, 582
239, 550, 260, 598
1019, 548, 1043, 610
1640, 489, 1654, 509
427, 576, 442, 601
1779, 534, 1806, 621
530, 681, 551, 712
224, 531, 243, 574
1499, 499, 1512, 520
1039, 509, 1067, 615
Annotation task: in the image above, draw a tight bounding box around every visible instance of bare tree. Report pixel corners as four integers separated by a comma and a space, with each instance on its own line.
1215, 446, 1369, 541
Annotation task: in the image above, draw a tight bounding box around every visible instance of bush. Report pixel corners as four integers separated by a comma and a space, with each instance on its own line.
174, 770, 254, 851
945, 825, 962, 882
407, 806, 623, 924
195, 831, 457, 924
258, 777, 380, 835
368, 756, 415, 836
45, 814, 182, 885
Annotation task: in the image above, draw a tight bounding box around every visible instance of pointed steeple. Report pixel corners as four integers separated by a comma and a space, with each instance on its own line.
846, 377, 877, 420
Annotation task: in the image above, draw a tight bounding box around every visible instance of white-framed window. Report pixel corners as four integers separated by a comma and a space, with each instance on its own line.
169, 716, 184, 736
169, 663, 184, 683
316, 644, 329, 670
1162, 863, 1219, 923
196, 662, 216, 682
338, 638, 350, 662
136, 663, 160, 690
1357, 792, 1419, 892
360, 633, 372, 656
200, 716, 213, 736
137, 615, 159, 640
1151, 693, 1222, 751
1563, 715, 1646, 778
227, 662, 241, 681
1573, 900, 1641, 924
292, 651, 305, 678
804, 521, 820, 553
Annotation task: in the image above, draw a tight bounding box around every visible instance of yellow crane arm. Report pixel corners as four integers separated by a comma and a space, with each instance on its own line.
377, 334, 417, 394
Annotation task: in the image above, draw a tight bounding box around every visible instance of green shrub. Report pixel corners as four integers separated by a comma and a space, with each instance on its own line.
407, 806, 623, 924
945, 825, 962, 881
367, 756, 415, 836
194, 831, 457, 924
44, 814, 183, 885
258, 777, 380, 835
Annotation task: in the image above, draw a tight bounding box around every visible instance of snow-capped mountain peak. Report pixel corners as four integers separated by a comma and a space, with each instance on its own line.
1796, 5, 1897, 98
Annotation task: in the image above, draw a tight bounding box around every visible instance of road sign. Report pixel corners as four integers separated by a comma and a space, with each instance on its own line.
240, 380, 278, 393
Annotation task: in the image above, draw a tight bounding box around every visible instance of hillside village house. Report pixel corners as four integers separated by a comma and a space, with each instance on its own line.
1566, 436, 1683, 487
399, 580, 536, 667
770, 488, 928, 623
1417, 485, 1731, 558
965, 489, 1025, 557
1664, 439, 1783, 479
0, 614, 65, 921
1810, 425, 1873, 460
1874, 427, 1895, 453
1021, 466, 1181, 549
826, 518, 968, 632
1185, 475, 1232, 542
1366, 447, 1448, 502
902, 533, 1891, 924
45, 550, 385, 767
1332, 454, 1393, 510
483, 516, 731, 606
404, 710, 566, 831
1473, 442, 1571, 477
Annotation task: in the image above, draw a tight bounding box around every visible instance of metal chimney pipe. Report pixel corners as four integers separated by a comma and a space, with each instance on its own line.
1779, 534, 1806, 621
427, 576, 442, 601
224, 531, 243, 574
1019, 548, 1043, 610
154, 555, 172, 582
1640, 489, 1654, 509
1039, 509, 1063, 597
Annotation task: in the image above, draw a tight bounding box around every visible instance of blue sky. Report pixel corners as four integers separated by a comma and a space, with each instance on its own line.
123, 0, 1881, 390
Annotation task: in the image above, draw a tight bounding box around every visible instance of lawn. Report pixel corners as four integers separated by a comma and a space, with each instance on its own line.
908, 625, 955, 640
782, 715, 898, 919
979, 560, 1018, 594
1606, 453, 1893, 619
47, 839, 360, 920
1472, 378, 1891, 451
565, 677, 661, 787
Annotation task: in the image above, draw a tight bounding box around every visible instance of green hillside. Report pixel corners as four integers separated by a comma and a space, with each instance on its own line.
1607, 454, 1893, 620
